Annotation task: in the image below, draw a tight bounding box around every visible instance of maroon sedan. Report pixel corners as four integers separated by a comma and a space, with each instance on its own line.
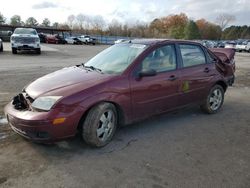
4, 39, 235, 147
45, 34, 59, 44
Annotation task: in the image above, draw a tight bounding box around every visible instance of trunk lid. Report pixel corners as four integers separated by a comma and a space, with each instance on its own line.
209, 48, 235, 77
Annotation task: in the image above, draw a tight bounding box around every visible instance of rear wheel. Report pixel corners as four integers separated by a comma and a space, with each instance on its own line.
200, 85, 224, 114
82, 102, 117, 147
12, 48, 17, 54
0, 44, 3, 52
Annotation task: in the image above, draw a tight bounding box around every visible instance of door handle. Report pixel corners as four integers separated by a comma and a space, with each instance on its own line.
204, 67, 210, 73
168, 75, 178, 81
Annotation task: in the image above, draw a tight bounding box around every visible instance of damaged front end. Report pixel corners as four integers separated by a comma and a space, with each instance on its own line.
12, 92, 34, 111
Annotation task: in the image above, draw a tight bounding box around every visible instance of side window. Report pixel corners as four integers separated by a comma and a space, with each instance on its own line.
141, 45, 177, 73
207, 50, 216, 63
179, 44, 206, 67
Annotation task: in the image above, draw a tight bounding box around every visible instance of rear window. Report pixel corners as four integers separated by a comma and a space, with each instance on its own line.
179, 44, 206, 67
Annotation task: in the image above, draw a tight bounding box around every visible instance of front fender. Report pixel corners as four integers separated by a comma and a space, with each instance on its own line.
79, 92, 132, 125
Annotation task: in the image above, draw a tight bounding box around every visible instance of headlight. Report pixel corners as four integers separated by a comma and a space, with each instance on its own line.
35, 38, 40, 42
32, 96, 62, 111
11, 36, 16, 42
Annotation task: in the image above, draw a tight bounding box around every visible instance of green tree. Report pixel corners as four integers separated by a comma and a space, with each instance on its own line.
196, 19, 221, 40
184, 20, 201, 40
25, 17, 38, 26
222, 26, 241, 40
10, 15, 22, 26
206, 24, 222, 40
169, 25, 186, 39
41, 18, 51, 27
241, 26, 250, 39
0, 12, 6, 24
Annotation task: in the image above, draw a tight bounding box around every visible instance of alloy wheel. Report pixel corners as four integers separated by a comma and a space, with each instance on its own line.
96, 110, 115, 142
209, 88, 223, 111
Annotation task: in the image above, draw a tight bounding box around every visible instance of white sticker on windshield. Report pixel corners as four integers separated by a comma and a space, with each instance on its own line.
130, 44, 146, 49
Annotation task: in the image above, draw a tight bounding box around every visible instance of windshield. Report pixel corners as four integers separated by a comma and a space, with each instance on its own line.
84, 43, 147, 74
14, 28, 37, 35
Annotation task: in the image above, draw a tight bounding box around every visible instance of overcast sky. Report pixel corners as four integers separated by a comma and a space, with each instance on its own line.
1, 0, 250, 26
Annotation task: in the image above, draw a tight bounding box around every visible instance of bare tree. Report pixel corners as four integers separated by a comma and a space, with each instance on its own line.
67, 14, 75, 29
0, 12, 6, 24
41, 18, 51, 27
216, 13, 236, 30
91, 15, 105, 31
76, 14, 86, 30
108, 19, 123, 36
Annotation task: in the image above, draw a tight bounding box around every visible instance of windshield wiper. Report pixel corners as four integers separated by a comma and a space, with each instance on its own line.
82, 64, 103, 73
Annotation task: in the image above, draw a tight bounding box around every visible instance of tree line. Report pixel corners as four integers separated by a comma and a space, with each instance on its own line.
0, 11, 249, 40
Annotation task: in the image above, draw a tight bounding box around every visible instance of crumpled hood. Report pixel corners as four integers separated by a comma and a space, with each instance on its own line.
25, 66, 111, 99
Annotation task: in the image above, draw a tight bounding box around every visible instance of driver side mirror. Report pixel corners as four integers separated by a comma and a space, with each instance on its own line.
137, 69, 157, 78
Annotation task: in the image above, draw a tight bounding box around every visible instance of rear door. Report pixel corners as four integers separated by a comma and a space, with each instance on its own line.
130, 44, 181, 120
177, 43, 216, 105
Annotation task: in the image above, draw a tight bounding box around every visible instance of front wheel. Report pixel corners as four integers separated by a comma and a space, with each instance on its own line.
12, 48, 17, 54
36, 48, 41, 54
82, 103, 117, 147
200, 85, 224, 114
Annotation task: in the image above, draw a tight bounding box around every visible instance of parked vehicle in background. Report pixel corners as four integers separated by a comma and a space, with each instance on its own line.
245, 42, 250, 52
0, 30, 12, 41
38, 33, 47, 43
55, 35, 67, 44
4, 39, 236, 147
217, 41, 225, 48
78, 35, 96, 45
235, 41, 247, 52
65, 37, 75, 44
11, 28, 41, 54
38, 34, 64, 45
65, 37, 83, 45
225, 41, 236, 49
45, 34, 58, 44
0, 38, 3, 52
201, 40, 217, 48
114, 39, 127, 44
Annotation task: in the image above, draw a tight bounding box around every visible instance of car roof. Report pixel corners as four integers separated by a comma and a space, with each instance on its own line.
126, 38, 202, 46
15, 27, 35, 30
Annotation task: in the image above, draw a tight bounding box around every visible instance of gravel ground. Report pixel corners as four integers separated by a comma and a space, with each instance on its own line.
0, 43, 249, 188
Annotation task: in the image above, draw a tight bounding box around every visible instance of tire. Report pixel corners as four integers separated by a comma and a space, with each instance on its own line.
82, 102, 117, 147
12, 48, 17, 54
36, 48, 41, 54
200, 85, 224, 114
0, 44, 3, 52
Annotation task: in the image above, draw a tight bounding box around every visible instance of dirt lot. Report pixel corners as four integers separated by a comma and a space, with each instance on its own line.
0, 43, 250, 188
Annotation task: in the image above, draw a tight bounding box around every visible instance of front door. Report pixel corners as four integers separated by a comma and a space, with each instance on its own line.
130, 44, 181, 121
